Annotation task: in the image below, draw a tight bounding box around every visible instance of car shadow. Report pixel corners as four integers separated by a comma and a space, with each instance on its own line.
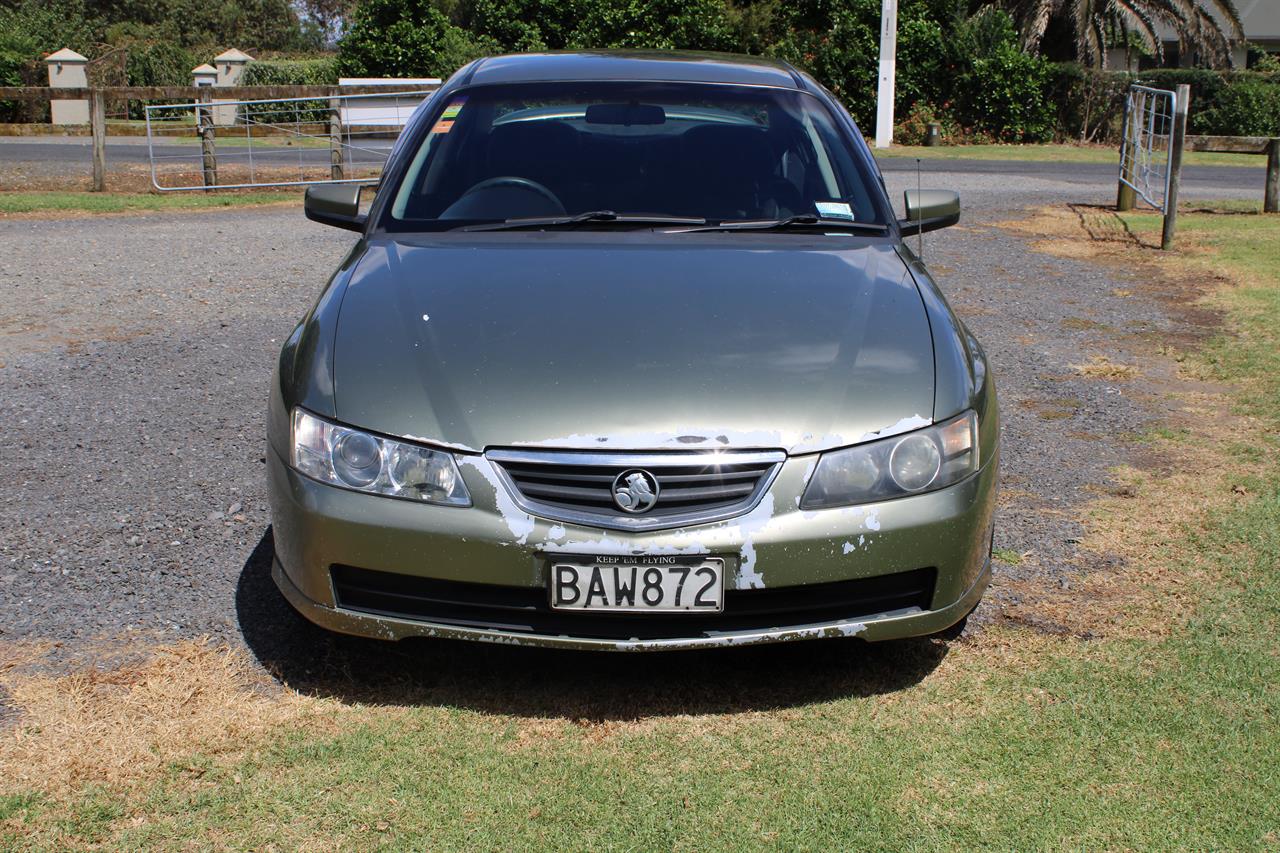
236, 528, 950, 720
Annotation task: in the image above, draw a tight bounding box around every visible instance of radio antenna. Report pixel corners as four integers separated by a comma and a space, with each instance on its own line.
916, 157, 924, 259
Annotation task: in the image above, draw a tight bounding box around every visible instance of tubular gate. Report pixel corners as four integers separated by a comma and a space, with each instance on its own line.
143, 89, 434, 191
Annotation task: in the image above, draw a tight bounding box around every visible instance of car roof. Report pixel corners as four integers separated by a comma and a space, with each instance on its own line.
463, 50, 810, 91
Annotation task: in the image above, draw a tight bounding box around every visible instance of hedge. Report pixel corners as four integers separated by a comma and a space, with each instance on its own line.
1049, 65, 1280, 143
239, 57, 339, 87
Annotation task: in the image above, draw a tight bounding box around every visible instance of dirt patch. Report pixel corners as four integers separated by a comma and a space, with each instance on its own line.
996, 204, 1228, 350
989, 204, 1253, 639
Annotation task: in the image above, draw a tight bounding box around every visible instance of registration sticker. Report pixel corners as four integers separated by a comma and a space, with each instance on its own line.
816, 201, 855, 220
430, 98, 467, 133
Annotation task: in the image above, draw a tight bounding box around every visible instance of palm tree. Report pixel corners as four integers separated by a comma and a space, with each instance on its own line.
1003, 0, 1244, 68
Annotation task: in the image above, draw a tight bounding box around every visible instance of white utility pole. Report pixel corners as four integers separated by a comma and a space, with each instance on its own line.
874, 0, 898, 148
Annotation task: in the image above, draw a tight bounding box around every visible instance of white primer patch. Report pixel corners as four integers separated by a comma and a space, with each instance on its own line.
398, 434, 479, 454
458, 456, 534, 545
865, 511, 881, 531
541, 534, 711, 557
732, 493, 775, 590
856, 414, 932, 444
511, 426, 785, 450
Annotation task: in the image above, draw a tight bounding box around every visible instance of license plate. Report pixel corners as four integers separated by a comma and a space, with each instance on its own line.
549, 556, 724, 612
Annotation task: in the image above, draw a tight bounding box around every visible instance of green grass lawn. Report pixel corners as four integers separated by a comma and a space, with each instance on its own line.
2, 207, 1279, 850
0, 191, 299, 214
873, 142, 1262, 168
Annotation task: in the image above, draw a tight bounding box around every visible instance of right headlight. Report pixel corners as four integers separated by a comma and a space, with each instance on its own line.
800, 410, 978, 509
290, 408, 471, 506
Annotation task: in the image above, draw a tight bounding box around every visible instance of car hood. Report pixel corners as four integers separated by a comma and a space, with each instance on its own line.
332, 235, 935, 455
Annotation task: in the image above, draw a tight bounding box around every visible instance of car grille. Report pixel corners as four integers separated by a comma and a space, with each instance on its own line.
330, 565, 937, 641
485, 448, 785, 530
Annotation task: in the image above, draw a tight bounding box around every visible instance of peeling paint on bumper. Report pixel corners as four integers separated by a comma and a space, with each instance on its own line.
267, 441, 997, 650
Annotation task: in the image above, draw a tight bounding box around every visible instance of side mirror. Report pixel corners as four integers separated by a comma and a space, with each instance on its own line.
304, 184, 367, 232
900, 189, 960, 234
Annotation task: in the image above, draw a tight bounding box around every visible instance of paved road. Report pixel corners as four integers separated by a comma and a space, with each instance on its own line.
876, 154, 1266, 199
0, 136, 1269, 199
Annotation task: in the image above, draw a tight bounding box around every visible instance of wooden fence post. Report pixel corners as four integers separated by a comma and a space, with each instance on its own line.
1266, 139, 1279, 215
1161, 84, 1190, 251
329, 89, 344, 181
89, 88, 106, 192
1117, 90, 1138, 212
198, 87, 217, 190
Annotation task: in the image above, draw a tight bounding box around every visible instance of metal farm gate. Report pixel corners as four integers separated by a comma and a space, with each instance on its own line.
1117, 83, 1190, 250
143, 89, 434, 191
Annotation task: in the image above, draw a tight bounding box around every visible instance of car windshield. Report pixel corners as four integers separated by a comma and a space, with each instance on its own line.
386, 81, 886, 230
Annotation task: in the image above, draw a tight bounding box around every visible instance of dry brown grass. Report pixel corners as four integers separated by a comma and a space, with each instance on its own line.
0, 639, 337, 797
1072, 355, 1140, 379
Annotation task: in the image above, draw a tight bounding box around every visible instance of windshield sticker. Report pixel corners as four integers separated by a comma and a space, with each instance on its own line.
430, 98, 467, 133
816, 201, 854, 221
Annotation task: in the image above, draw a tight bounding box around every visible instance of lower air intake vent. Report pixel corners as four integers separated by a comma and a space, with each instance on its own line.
331, 565, 938, 641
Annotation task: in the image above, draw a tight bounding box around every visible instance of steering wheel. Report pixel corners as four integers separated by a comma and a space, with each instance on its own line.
463, 176, 564, 211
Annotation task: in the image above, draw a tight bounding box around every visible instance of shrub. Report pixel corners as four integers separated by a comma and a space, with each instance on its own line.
240, 57, 339, 86
1196, 75, 1280, 137
1047, 65, 1280, 141
941, 8, 1054, 142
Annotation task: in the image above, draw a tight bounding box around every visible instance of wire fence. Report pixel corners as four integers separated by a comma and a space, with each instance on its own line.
143, 90, 432, 191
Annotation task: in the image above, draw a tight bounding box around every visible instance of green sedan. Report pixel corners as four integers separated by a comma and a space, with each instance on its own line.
268, 50, 999, 651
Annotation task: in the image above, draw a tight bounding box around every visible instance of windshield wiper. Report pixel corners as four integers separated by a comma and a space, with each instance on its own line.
459, 211, 707, 231
677, 214, 887, 234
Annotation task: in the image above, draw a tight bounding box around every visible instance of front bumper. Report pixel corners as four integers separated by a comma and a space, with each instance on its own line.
267, 447, 997, 651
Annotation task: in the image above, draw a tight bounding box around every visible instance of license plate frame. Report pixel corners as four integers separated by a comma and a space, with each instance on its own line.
548, 556, 725, 613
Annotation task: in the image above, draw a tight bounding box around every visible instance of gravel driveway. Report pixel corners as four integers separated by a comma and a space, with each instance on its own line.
0, 168, 1203, 664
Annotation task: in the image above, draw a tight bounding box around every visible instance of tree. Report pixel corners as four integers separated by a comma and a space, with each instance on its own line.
294, 0, 361, 44
337, 0, 500, 77
1002, 0, 1244, 68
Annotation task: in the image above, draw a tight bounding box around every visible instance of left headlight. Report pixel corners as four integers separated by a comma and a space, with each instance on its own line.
800, 410, 978, 509
290, 408, 471, 506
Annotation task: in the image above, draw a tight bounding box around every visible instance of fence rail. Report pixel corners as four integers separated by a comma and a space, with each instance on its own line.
1186, 135, 1280, 213
0, 84, 438, 100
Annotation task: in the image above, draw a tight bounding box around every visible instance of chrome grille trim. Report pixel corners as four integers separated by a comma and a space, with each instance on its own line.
486, 448, 786, 532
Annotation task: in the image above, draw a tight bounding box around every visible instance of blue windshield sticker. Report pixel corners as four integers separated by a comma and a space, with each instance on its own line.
816, 201, 854, 221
